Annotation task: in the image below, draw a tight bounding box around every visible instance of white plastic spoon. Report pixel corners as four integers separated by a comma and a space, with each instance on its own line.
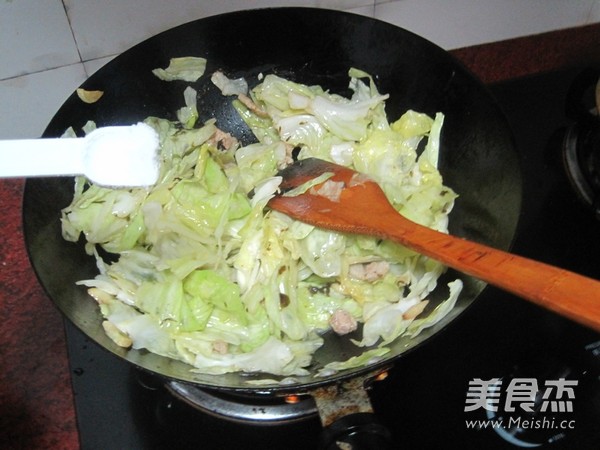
0, 122, 160, 187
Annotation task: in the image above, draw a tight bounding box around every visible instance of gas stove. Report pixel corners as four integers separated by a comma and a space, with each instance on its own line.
64, 65, 600, 449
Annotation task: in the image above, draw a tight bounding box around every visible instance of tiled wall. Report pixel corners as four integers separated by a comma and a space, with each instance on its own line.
1, 0, 599, 139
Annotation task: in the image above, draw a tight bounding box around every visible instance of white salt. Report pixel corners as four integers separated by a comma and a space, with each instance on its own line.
83, 122, 159, 187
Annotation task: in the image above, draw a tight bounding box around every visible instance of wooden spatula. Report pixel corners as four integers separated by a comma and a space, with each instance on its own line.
268, 158, 600, 332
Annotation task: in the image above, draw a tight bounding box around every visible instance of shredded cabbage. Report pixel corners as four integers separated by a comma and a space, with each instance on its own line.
61, 68, 462, 378
211, 71, 249, 96
152, 57, 207, 82
176, 86, 199, 129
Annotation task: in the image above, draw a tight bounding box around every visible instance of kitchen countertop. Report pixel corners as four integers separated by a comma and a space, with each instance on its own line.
1, 22, 599, 450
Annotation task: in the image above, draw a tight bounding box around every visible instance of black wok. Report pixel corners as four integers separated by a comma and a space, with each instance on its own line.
22, 7, 521, 447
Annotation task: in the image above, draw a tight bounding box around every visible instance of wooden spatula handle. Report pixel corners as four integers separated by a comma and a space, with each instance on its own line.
270, 158, 600, 332
384, 213, 600, 332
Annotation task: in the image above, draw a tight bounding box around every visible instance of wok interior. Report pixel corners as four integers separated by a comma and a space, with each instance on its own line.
23, 8, 521, 392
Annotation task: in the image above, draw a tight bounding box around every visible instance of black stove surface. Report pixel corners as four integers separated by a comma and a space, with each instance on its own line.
65, 66, 600, 449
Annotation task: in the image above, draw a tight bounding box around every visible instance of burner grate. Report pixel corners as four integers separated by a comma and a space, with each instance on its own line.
165, 381, 318, 425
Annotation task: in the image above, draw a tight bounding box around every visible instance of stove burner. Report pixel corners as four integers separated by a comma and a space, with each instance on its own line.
562, 122, 600, 218
165, 381, 318, 425
562, 69, 600, 219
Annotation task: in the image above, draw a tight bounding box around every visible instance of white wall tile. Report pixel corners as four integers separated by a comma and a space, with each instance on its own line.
347, 5, 375, 17
317, 0, 375, 8
589, 0, 600, 22
0, 64, 87, 139
63, 0, 336, 62
374, 0, 600, 50
59, 0, 600, 63
0, 0, 80, 80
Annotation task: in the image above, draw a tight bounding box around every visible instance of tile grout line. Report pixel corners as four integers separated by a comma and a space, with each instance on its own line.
60, 0, 87, 77
0, 62, 83, 83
